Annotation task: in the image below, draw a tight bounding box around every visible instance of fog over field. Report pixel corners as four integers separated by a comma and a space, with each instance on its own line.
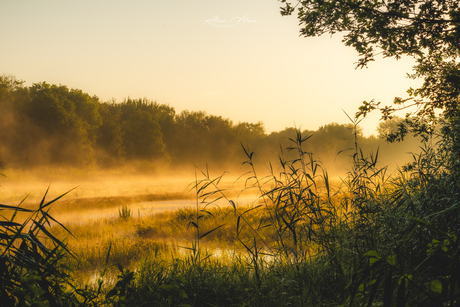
2, 0, 458, 304
0, 75, 424, 214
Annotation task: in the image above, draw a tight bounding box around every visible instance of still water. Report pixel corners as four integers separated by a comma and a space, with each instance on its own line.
51, 197, 257, 225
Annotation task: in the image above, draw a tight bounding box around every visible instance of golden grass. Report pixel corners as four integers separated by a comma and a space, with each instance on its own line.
1, 165, 350, 287
47, 190, 352, 285
47, 197, 263, 284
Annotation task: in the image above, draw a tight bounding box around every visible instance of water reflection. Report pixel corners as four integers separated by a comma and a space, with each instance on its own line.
52, 197, 257, 225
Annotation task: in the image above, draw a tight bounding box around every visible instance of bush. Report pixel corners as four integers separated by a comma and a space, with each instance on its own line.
0, 188, 80, 306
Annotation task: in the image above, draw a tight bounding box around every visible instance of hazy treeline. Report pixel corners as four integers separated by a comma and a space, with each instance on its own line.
0, 75, 421, 173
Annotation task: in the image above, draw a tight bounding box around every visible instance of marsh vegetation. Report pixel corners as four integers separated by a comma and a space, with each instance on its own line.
2, 123, 459, 306
3, 0, 460, 305
0, 75, 455, 306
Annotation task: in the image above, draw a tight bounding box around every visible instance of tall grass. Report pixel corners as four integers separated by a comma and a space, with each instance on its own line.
118, 205, 131, 219
3, 122, 459, 306
133, 123, 458, 306
0, 187, 78, 306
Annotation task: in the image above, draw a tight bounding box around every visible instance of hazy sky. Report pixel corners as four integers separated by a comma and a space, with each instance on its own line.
0, 0, 421, 136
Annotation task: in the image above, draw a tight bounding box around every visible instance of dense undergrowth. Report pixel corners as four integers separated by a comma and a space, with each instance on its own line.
1, 121, 460, 306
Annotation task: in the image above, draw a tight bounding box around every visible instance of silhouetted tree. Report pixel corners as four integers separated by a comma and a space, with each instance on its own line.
119, 99, 169, 162
96, 102, 125, 166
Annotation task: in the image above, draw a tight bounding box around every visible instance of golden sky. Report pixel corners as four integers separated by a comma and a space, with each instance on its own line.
0, 0, 421, 136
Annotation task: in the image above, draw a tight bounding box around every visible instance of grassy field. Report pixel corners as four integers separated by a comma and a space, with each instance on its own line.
2, 132, 459, 306
49, 197, 261, 280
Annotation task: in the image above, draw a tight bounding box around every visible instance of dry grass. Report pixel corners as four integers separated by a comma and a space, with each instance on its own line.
44, 193, 264, 282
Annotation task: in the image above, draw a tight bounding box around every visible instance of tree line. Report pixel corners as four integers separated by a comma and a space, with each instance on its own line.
0, 75, 420, 173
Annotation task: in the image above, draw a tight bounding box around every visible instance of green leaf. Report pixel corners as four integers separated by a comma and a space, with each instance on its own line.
427, 279, 442, 294
364, 250, 379, 257
364, 250, 381, 265
370, 257, 381, 265
386, 255, 396, 266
